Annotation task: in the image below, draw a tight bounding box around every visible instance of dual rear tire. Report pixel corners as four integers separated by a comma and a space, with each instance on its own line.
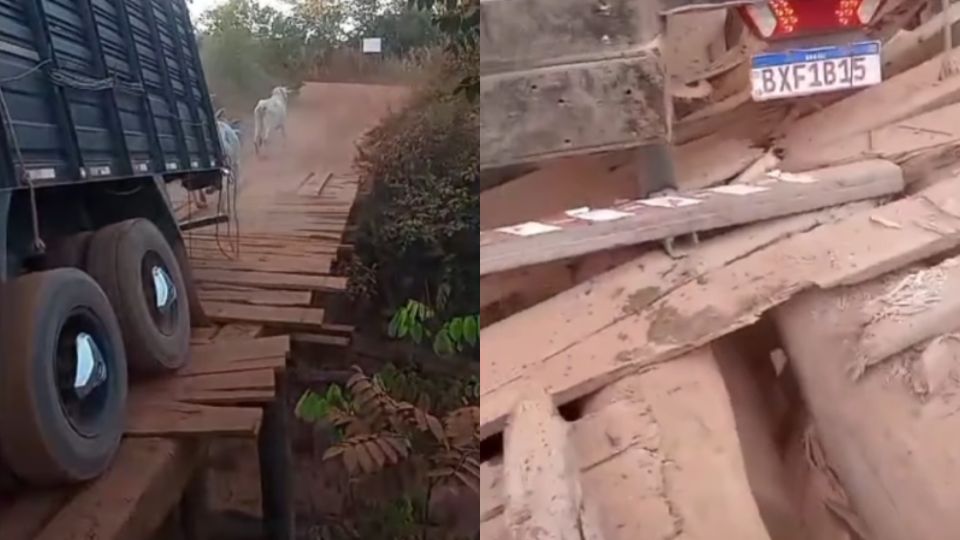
0, 219, 191, 485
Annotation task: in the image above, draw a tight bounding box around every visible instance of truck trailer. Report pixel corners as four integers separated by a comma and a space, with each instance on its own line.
0, 0, 222, 485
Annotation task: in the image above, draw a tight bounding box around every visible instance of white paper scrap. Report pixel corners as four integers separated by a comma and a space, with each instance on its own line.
566, 207, 633, 222
710, 184, 770, 196
768, 169, 819, 184
496, 221, 562, 237
639, 196, 702, 209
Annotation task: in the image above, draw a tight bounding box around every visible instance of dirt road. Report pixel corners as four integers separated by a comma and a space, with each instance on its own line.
176, 82, 408, 232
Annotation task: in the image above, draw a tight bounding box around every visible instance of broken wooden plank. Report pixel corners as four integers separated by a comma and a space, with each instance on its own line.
479, 175, 960, 439
202, 302, 327, 330
774, 267, 960, 540
480, 160, 904, 276
482, 348, 771, 539
126, 401, 262, 438
779, 49, 960, 169
195, 268, 346, 292
502, 385, 601, 539
34, 439, 203, 540
780, 101, 960, 173
199, 288, 312, 307
481, 201, 875, 381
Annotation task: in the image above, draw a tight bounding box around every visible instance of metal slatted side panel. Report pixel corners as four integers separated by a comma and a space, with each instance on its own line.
44, 0, 117, 178
0, 0, 80, 186
125, 0, 187, 171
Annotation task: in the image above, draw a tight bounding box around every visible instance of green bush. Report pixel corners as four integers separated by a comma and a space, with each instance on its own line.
349, 63, 478, 323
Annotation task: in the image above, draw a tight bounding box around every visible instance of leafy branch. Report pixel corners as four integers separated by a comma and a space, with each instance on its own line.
388, 299, 478, 356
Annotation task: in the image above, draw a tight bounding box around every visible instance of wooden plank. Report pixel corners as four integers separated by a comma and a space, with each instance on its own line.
779, 50, 960, 169
199, 288, 312, 307
34, 439, 203, 540
211, 323, 264, 341
774, 267, 960, 540
180, 369, 277, 392
480, 160, 904, 276
126, 401, 262, 438
202, 301, 328, 330
179, 389, 276, 406
178, 355, 286, 377
780, 101, 960, 174
290, 333, 351, 347
190, 256, 334, 275
195, 268, 347, 292
0, 490, 71, 540
191, 335, 290, 363
479, 175, 960, 439
190, 326, 219, 342
481, 201, 876, 374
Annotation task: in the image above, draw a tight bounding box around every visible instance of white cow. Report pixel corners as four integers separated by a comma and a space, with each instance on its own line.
196, 110, 242, 209
253, 86, 289, 155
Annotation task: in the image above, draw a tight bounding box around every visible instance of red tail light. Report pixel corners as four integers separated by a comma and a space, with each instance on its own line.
738, 0, 885, 40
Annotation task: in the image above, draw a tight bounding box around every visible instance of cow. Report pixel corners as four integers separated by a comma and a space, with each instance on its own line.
253, 86, 289, 156
195, 110, 242, 209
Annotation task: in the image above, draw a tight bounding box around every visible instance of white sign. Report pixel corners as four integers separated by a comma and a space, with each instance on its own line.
362, 38, 382, 54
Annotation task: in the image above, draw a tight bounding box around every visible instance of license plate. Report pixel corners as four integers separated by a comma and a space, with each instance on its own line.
750, 41, 882, 101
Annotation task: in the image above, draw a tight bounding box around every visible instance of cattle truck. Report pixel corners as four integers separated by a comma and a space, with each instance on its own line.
0, 0, 222, 485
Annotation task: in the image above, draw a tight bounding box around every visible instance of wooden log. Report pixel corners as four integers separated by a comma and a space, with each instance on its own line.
480, 160, 904, 276
774, 272, 960, 540
479, 176, 960, 439
482, 348, 771, 539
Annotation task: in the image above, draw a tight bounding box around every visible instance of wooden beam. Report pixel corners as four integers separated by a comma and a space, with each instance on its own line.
34, 439, 203, 540
479, 175, 960, 439
194, 268, 346, 292
480, 160, 904, 276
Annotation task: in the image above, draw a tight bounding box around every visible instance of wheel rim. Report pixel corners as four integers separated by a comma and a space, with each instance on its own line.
55, 309, 112, 438
141, 251, 179, 336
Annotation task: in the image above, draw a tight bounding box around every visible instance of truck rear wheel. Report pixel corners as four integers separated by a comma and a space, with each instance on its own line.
0, 269, 127, 485
86, 219, 191, 375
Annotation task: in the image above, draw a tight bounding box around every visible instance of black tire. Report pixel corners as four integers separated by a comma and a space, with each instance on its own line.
44, 231, 94, 269
0, 268, 127, 484
86, 219, 191, 375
